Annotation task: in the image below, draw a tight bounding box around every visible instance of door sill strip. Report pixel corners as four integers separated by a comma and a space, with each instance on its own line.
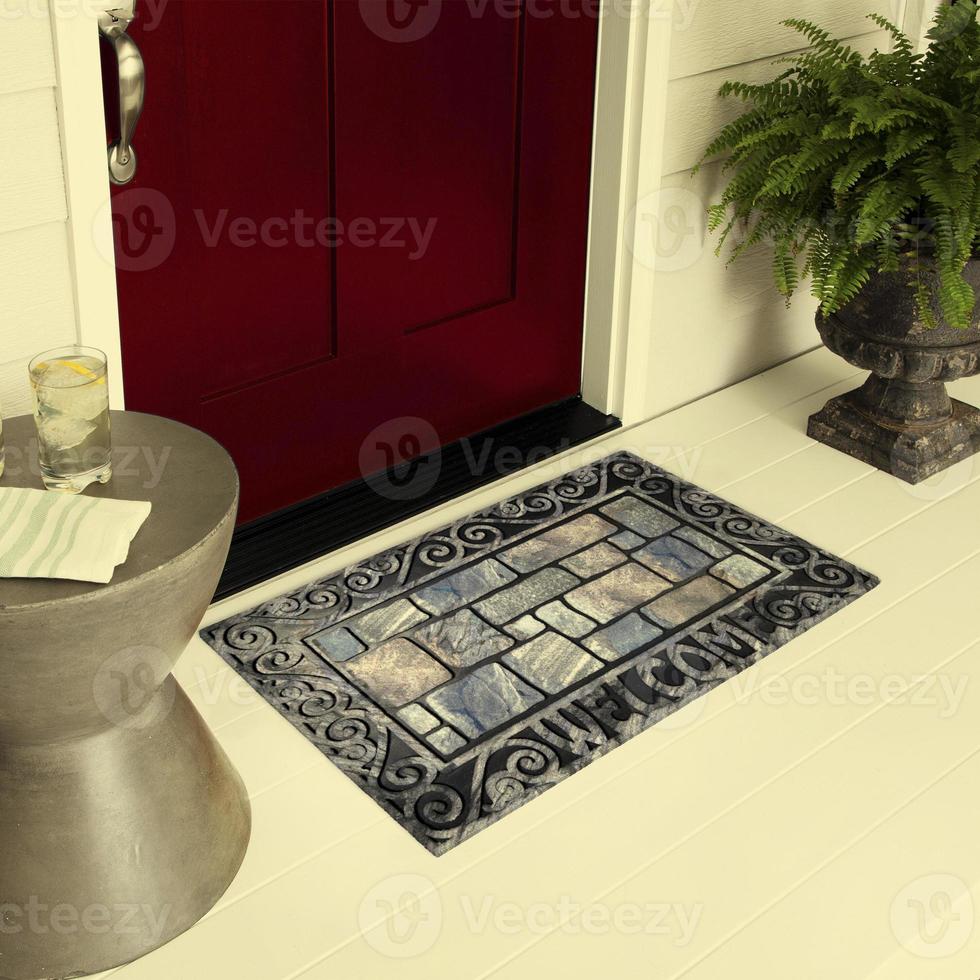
215, 397, 620, 600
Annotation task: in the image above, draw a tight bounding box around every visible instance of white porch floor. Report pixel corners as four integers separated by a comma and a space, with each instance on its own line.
97, 348, 980, 979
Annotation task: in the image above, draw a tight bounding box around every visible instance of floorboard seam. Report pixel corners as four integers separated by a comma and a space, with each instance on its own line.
668, 691, 980, 979
477, 637, 980, 980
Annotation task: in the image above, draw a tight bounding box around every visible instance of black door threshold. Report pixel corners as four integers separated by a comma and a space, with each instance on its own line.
215, 397, 621, 600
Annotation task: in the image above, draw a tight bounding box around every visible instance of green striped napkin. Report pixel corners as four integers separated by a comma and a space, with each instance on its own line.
0, 487, 151, 584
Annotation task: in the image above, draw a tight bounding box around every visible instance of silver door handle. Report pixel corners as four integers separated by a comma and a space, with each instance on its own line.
99, 1, 144, 185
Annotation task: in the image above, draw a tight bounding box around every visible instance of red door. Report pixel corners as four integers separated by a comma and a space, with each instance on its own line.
109, 0, 599, 523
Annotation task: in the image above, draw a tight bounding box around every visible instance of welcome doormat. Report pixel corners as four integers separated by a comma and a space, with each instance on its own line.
203, 452, 878, 854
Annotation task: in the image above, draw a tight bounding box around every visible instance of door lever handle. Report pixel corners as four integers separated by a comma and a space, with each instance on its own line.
99, 2, 144, 185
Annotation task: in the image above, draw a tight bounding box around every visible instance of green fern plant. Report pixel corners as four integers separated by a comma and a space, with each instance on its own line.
698, 0, 980, 329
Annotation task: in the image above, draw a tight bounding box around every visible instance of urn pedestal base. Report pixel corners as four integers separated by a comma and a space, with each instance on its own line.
808, 377, 980, 484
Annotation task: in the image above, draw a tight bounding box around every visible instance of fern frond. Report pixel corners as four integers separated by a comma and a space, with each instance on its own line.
696, 1, 980, 329
884, 129, 933, 168
928, 0, 980, 44
948, 113, 980, 172
867, 12, 914, 60
773, 240, 800, 299
832, 147, 883, 195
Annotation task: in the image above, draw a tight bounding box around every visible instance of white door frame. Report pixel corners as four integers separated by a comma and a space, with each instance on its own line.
49, 0, 126, 409
899, 0, 943, 51
49, 0, 675, 426
581, 0, 672, 425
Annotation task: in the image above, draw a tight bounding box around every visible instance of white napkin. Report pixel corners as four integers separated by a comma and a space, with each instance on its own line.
0, 487, 151, 584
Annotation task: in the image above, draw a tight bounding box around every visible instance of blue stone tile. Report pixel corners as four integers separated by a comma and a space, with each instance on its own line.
344, 638, 451, 708
565, 562, 671, 623
673, 525, 732, 559
409, 609, 512, 669
502, 632, 603, 694
473, 567, 579, 625
583, 612, 663, 661
411, 559, 517, 615
425, 663, 543, 738
608, 530, 645, 551
633, 534, 715, 583
536, 601, 596, 639
348, 598, 428, 645
498, 514, 616, 573
303, 626, 365, 662
397, 702, 441, 735
559, 541, 627, 578
504, 614, 545, 641
600, 494, 679, 538
643, 575, 736, 629
427, 726, 467, 755
710, 554, 770, 589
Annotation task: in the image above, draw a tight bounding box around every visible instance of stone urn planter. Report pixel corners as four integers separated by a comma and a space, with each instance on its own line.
808, 258, 980, 483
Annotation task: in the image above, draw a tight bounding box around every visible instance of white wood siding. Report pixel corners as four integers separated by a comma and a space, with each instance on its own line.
662, 32, 887, 180
0, 0, 56, 94
0, 86, 69, 234
0, 0, 76, 419
643, 1, 901, 417
668, 0, 900, 80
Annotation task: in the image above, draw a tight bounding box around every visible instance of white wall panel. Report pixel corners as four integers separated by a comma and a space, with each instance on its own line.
0, 357, 34, 417
663, 31, 888, 177
0, 221, 76, 360
0, 0, 57, 95
0, 1, 78, 423
642, 8, 899, 418
0, 86, 68, 235
642, 164, 820, 416
669, 0, 899, 80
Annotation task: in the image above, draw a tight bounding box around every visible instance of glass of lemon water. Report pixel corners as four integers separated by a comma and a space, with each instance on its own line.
29, 346, 112, 492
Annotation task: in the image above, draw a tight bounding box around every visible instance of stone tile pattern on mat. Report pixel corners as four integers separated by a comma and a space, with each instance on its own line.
204, 454, 880, 855
425, 663, 543, 738
284, 490, 778, 763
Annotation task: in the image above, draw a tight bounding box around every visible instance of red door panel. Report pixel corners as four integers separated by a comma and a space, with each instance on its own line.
110, 0, 599, 523
334, 0, 521, 344
181, 1, 335, 396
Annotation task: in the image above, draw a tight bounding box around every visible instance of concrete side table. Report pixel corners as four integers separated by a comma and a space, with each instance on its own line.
0, 412, 251, 980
